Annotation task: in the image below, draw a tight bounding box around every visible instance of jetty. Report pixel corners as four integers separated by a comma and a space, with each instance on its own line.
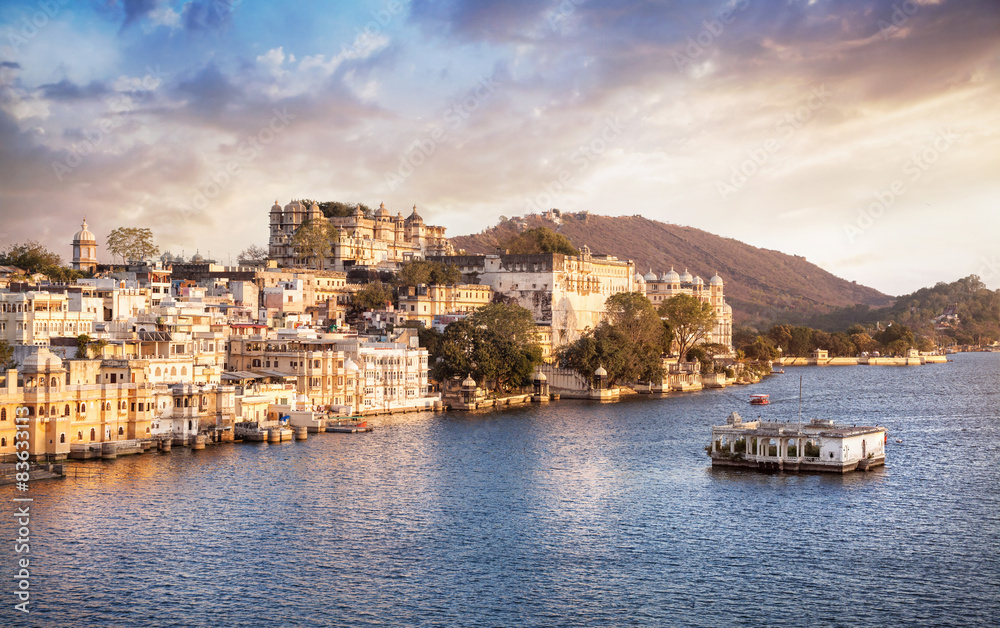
709, 412, 886, 473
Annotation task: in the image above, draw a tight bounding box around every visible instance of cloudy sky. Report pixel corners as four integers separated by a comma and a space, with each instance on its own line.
1, 0, 997, 295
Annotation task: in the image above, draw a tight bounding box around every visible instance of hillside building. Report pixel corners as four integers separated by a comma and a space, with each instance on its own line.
268, 200, 453, 270
430, 246, 636, 347
638, 268, 733, 351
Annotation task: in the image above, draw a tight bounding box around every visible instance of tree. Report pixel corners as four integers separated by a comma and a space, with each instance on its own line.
237, 244, 269, 265
106, 227, 159, 264
0, 339, 16, 370
352, 281, 394, 311
397, 260, 462, 287
0, 241, 65, 275
503, 227, 578, 255
290, 219, 330, 269
75, 334, 91, 359
433, 303, 543, 391
741, 336, 780, 362
558, 293, 667, 384
659, 294, 716, 360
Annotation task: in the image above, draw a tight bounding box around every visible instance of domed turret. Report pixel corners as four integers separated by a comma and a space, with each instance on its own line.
271, 200, 282, 214
462, 374, 477, 388
23, 347, 63, 372
635, 272, 645, 283
680, 268, 693, 283
710, 273, 724, 287
72, 218, 98, 272
594, 365, 608, 377
191, 251, 205, 263
344, 357, 359, 373
408, 204, 424, 224
643, 269, 658, 282
665, 267, 681, 284
375, 202, 390, 219
351, 204, 364, 217
693, 276, 704, 286
73, 220, 96, 244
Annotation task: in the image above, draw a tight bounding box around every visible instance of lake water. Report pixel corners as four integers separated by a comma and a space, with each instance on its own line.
3, 353, 999, 627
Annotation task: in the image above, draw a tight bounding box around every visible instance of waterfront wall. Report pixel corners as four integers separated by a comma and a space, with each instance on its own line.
780, 355, 948, 367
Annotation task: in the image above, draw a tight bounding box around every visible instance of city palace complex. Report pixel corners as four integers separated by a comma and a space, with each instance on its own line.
0, 201, 732, 461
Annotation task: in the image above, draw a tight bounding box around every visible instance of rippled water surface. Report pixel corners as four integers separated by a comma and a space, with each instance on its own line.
3, 353, 999, 626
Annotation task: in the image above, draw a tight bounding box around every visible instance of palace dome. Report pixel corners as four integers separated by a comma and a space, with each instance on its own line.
344, 357, 359, 373
408, 205, 424, 223
664, 267, 681, 284
462, 374, 477, 387
680, 268, 693, 283
23, 347, 63, 371
375, 202, 390, 219
643, 269, 658, 282
693, 276, 704, 286
73, 219, 96, 243
710, 273, 724, 286
595, 365, 608, 377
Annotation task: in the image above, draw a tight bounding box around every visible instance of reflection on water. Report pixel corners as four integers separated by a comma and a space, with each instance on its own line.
2, 353, 999, 626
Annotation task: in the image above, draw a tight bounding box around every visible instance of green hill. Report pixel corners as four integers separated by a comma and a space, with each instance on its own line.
449, 213, 891, 325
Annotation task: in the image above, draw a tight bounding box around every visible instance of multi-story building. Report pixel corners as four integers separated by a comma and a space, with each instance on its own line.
638, 268, 733, 351
397, 283, 493, 327
0, 349, 155, 461
0, 292, 95, 346
226, 329, 437, 414
431, 246, 637, 347
268, 200, 453, 270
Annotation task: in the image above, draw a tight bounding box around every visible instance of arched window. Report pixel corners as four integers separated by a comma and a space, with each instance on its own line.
90, 428, 96, 441
50, 405, 56, 416
60, 433, 66, 443
146, 427, 150, 433
77, 431, 83, 441
155, 367, 161, 376
170, 367, 177, 376
1, 437, 5, 447
118, 427, 124, 436
183, 398, 189, 407
80, 403, 86, 415
50, 376, 58, 388
1, 408, 5, 421
64, 404, 70, 416
181, 366, 187, 376
39, 406, 46, 416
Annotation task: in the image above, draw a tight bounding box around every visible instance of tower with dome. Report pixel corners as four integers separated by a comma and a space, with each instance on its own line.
636, 267, 733, 350
71, 219, 98, 273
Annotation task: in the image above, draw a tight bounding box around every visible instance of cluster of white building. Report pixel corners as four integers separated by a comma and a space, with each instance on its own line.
0, 208, 736, 461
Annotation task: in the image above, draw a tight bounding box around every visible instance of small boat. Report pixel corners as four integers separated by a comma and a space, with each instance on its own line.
772, 368, 785, 374
326, 417, 374, 433
750, 394, 770, 405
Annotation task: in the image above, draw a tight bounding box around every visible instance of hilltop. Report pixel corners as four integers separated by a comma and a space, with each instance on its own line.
449, 213, 892, 325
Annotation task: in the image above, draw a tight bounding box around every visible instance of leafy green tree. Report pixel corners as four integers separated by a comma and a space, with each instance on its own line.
75, 334, 91, 359
0, 241, 68, 276
290, 219, 330, 269
106, 227, 159, 264
433, 304, 543, 391
851, 332, 879, 354
659, 293, 716, 360
559, 293, 666, 384
397, 260, 461, 287
767, 324, 793, 354
0, 339, 17, 370
504, 227, 578, 255
352, 281, 394, 311
741, 336, 780, 362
